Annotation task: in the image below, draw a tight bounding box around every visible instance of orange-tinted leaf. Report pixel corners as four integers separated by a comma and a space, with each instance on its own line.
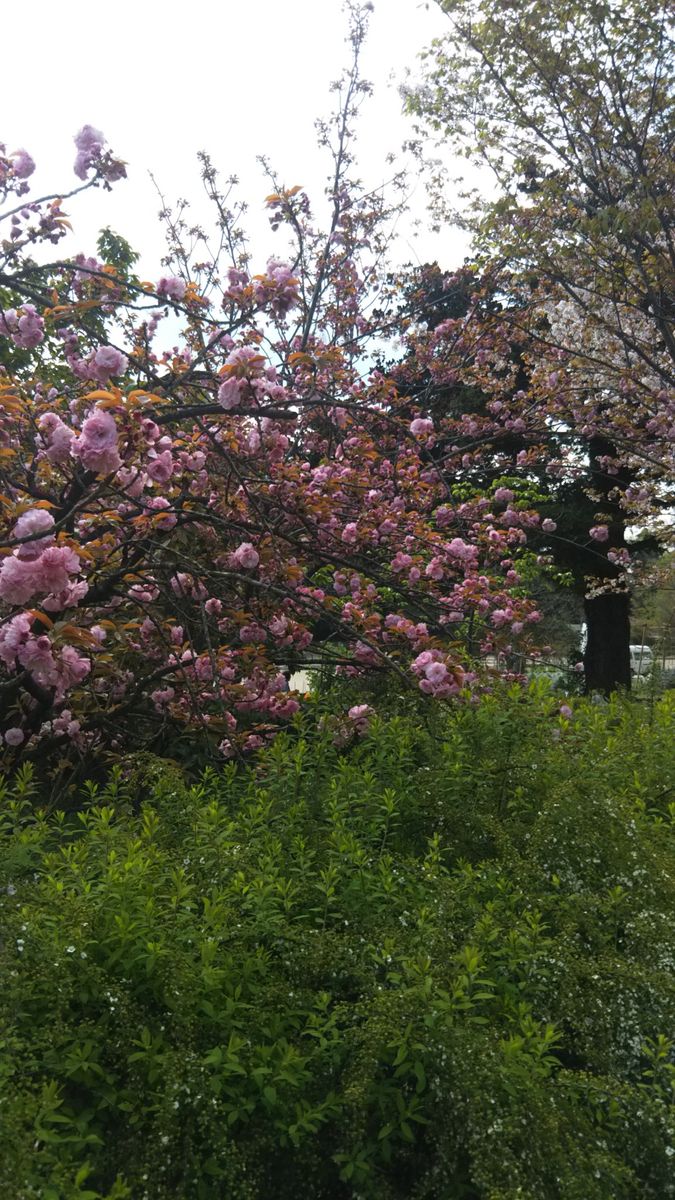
28, 610, 54, 630
59, 624, 98, 646
94, 397, 124, 410
84, 389, 119, 403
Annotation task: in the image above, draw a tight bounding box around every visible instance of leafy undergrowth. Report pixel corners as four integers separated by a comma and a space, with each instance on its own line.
1, 686, 674, 1199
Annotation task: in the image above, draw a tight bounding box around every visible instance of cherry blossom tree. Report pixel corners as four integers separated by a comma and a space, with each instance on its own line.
0, 5, 544, 777
392, 262, 669, 689
406, 0, 675, 692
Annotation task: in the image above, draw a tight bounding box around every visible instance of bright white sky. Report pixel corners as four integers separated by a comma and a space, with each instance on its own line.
3, 0, 469, 282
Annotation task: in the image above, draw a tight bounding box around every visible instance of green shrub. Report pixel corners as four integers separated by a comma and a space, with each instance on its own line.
1, 688, 674, 1199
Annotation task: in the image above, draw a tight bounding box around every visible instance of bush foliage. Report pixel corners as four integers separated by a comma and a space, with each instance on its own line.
1, 686, 674, 1199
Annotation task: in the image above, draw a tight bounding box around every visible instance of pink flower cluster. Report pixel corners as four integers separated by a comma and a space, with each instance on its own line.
72, 125, 126, 182
72, 409, 121, 474
9, 148, 35, 179
217, 346, 267, 409
347, 703, 374, 734
38, 412, 75, 464
253, 260, 300, 317
447, 537, 479, 565
41, 708, 82, 740
0, 305, 45, 349
70, 344, 128, 385
0, 612, 90, 706
230, 542, 260, 570
0, 509, 84, 609
410, 417, 434, 437
74, 125, 106, 178
157, 276, 187, 303
146, 448, 174, 484
589, 525, 609, 542
383, 613, 429, 648
411, 650, 466, 698
12, 507, 56, 555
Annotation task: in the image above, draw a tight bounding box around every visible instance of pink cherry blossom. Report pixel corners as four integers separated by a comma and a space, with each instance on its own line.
347, 703, 374, 733
90, 345, 128, 383
0, 613, 32, 666
75, 124, 105, 154
42, 578, 89, 612
253, 260, 300, 316
425, 557, 444, 580
217, 377, 243, 409
0, 305, 45, 349
491, 609, 511, 628
590, 524, 609, 542
144, 497, 177, 529
38, 412, 75, 463
34, 545, 81, 595
73, 409, 122, 474
410, 417, 434, 437
10, 149, 35, 179
425, 661, 448, 686
12, 508, 55, 558
0, 556, 39, 604
147, 450, 174, 483
391, 551, 413, 572
447, 537, 477, 563
58, 645, 91, 695
157, 276, 187, 302
17, 635, 58, 686
231, 542, 260, 570
73, 125, 105, 178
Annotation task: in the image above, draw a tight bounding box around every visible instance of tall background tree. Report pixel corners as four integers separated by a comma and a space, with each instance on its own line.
406, 0, 675, 692
393, 262, 668, 680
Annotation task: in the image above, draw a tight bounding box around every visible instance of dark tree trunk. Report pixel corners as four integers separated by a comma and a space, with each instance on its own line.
583, 589, 631, 694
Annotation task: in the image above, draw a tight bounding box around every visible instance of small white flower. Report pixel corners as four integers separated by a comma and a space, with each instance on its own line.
66, 945, 76, 954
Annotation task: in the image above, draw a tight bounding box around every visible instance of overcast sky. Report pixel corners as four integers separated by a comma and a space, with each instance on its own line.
3, 0, 470, 280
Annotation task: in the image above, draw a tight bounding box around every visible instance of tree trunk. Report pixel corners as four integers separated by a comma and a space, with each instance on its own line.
583, 589, 631, 694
